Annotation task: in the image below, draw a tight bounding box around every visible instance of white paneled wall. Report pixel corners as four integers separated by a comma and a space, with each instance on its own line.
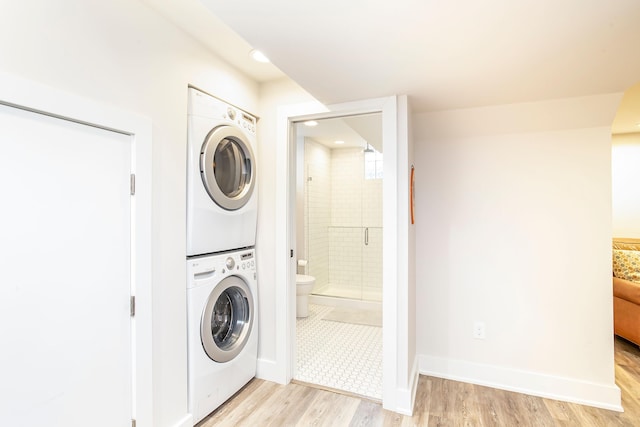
303, 142, 382, 300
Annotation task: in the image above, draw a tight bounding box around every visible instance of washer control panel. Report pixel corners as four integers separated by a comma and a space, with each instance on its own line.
188, 248, 256, 282
224, 249, 256, 272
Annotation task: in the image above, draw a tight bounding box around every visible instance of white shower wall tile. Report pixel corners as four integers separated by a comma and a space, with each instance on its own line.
303, 142, 383, 299
328, 227, 362, 287
362, 178, 382, 227
304, 139, 331, 289
296, 304, 382, 400
330, 148, 363, 228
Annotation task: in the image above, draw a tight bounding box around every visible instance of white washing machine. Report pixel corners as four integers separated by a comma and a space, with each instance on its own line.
187, 248, 258, 424
187, 87, 258, 257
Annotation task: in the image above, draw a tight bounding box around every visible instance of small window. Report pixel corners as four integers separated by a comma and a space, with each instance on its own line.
364, 148, 383, 180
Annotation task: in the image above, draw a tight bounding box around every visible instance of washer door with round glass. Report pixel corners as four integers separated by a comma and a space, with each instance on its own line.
201, 276, 254, 363
200, 125, 255, 211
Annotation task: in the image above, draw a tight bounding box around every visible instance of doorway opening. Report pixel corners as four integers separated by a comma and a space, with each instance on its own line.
275, 95, 412, 414
293, 113, 383, 399
610, 81, 640, 401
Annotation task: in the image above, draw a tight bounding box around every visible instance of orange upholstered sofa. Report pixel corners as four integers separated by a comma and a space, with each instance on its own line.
612, 238, 640, 346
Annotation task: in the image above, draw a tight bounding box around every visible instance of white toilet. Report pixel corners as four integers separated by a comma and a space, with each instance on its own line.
296, 274, 316, 318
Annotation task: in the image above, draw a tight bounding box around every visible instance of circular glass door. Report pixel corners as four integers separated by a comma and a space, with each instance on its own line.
201, 276, 254, 362
200, 125, 255, 211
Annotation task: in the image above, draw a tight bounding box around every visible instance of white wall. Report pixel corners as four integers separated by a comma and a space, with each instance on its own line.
612, 133, 640, 238
0, 1, 258, 426
255, 79, 316, 375
414, 94, 623, 409
406, 106, 417, 396
392, 96, 417, 411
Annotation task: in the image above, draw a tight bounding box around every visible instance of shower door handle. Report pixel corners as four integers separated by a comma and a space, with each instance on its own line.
364, 227, 369, 246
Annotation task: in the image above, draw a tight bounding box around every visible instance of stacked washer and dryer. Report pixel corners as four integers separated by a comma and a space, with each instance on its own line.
186, 87, 259, 425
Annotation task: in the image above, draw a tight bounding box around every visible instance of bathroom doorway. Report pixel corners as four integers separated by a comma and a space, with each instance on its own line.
293, 113, 384, 399
276, 95, 411, 413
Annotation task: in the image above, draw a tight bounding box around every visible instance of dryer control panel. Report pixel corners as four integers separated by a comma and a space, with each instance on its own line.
225, 107, 256, 135
188, 87, 257, 136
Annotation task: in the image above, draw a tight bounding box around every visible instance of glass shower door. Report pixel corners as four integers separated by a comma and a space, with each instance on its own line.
361, 167, 383, 302
300, 114, 383, 303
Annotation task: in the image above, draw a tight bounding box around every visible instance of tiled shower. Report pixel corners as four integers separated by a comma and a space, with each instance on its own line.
302, 140, 383, 302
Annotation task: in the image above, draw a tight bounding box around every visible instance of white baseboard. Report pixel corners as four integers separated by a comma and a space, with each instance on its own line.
172, 414, 193, 427
256, 357, 286, 384
418, 354, 622, 412
393, 356, 420, 415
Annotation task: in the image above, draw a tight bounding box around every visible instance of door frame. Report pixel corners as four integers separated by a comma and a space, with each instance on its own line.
0, 71, 153, 426
274, 96, 416, 413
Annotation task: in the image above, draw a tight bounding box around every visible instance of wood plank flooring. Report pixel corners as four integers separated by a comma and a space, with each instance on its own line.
198, 337, 640, 426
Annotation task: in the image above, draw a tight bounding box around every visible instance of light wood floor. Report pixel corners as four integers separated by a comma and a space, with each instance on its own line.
198, 337, 640, 426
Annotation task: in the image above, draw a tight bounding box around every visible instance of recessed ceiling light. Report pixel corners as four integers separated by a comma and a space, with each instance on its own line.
334, 140, 345, 145
249, 49, 270, 63
304, 120, 318, 127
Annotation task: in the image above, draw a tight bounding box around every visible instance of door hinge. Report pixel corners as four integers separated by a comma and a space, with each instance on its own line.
130, 295, 135, 317
131, 419, 136, 427
290, 249, 294, 258
130, 173, 136, 195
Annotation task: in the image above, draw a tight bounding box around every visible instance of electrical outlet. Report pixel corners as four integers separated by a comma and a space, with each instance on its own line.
473, 321, 486, 339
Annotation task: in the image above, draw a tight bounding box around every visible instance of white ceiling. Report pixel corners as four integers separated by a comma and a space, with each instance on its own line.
296, 118, 366, 150
144, 0, 640, 133
296, 114, 383, 152
141, 0, 284, 82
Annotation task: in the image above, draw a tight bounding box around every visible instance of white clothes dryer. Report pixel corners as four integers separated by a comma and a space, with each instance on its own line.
187, 248, 258, 424
187, 87, 258, 257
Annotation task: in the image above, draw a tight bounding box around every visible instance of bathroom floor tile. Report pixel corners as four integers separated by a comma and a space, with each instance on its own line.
295, 304, 382, 400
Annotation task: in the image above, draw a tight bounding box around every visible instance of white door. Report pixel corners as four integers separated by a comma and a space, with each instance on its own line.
0, 104, 132, 426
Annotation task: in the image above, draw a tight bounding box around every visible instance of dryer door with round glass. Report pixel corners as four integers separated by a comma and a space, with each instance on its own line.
200, 125, 256, 211
201, 276, 254, 363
